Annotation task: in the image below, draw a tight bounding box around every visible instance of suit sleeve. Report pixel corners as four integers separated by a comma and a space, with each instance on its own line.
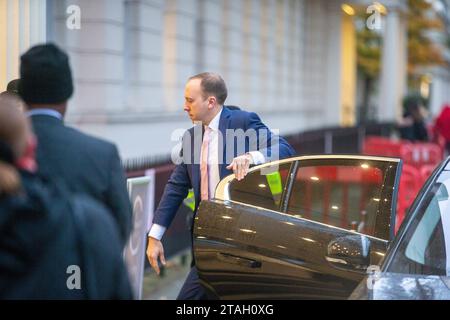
246, 112, 296, 161
107, 145, 133, 247
152, 148, 192, 229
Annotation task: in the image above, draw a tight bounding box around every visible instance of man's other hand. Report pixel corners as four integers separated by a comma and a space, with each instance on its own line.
226, 153, 254, 181
146, 237, 166, 275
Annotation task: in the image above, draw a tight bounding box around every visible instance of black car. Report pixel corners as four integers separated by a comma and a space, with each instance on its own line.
193, 155, 450, 299
351, 156, 450, 300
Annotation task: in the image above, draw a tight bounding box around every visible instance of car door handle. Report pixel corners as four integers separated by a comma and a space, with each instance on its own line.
217, 253, 262, 268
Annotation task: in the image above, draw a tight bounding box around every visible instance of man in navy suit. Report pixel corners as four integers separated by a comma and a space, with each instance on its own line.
146, 73, 295, 299
19, 44, 132, 247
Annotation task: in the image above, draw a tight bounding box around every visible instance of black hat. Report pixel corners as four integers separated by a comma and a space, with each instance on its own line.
19, 43, 73, 104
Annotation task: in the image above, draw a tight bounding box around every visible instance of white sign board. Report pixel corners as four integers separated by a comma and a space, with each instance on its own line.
124, 172, 154, 300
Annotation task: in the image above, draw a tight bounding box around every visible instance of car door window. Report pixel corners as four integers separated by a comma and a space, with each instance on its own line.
388, 171, 450, 276
286, 158, 397, 239
228, 162, 292, 211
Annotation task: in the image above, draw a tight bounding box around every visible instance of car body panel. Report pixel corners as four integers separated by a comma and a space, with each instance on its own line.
382, 158, 448, 272
194, 155, 402, 299
351, 157, 450, 300
350, 273, 450, 300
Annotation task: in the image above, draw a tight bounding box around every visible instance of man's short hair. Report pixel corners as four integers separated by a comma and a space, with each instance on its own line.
189, 72, 228, 105
1, 79, 21, 102
6, 79, 20, 95
19, 43, 73, 104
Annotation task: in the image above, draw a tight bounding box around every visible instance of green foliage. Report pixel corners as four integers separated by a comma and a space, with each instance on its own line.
355, 0, 447, 93
356, 12, 382, 80
407, 0, 446, 88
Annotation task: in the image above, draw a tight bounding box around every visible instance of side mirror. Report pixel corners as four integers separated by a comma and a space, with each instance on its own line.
326, 235, 371, 273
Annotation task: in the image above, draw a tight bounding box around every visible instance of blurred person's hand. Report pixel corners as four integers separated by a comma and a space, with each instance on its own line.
0, 162, 21, 194
146, 237, 166, 275
419, 105, 429, 119
226, 153, 254, 181
398, 115, 414, 127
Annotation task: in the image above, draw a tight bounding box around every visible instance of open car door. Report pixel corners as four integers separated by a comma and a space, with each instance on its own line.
194, 155, 402, 299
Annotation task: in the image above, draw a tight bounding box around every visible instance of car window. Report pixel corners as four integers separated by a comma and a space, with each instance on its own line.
388, 171, 450, 276
286, 159, 393, 238
229, 162, 292, 211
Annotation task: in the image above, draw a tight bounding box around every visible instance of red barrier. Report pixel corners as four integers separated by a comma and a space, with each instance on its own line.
363, 136, 443, 234
419, 164, 437, 185
396, 164, 421, 234
363, 136, 408, 158
400, 143, 442, 168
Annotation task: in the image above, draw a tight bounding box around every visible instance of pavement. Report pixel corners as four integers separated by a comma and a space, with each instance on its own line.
142, 250, 191, 300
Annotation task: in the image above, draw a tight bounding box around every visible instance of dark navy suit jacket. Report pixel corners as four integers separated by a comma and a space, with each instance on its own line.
153, 107, 296, 229
30, 115, 132, 247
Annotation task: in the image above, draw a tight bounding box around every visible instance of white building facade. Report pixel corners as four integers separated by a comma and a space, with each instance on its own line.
1, 0, 409, 160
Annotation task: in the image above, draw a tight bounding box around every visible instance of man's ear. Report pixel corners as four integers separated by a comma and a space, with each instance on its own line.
208, 96, 217, 109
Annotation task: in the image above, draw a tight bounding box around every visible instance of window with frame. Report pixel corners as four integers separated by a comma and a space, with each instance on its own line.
388, 172, 450, 276
286, 161, 388, 237
229, 162, 292, 211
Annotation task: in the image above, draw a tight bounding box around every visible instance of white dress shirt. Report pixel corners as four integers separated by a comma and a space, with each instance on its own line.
202, 108, 222, 200
26, 108, 63, 120
149, 107, 265, 240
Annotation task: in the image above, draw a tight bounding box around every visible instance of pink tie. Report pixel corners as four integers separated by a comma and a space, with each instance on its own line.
201, 127, 211, 201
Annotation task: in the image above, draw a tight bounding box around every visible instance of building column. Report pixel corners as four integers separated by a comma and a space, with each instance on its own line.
124, 0, 164, 113
324, 0, 343, 126
162, 0, 198, 112
0, 0, 46, 91
49, 0, 126, 123
340, 9, 357, 127
430, 68, 450, 116
378, 1, 408, 122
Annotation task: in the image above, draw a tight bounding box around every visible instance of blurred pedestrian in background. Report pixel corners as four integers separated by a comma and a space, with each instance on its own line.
398, 95, 429, 142
433, 103, 450, 155
0, 79, 24, 112
18, 43, 132, 247
6, 79, 20, 95
0, 96, 132, 299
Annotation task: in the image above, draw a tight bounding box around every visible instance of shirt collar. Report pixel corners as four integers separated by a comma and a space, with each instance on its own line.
206, 107, 223, 131
26, 108, 63, 120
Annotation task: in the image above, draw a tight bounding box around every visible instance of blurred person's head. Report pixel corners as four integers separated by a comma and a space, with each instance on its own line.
0, 91, 25, 112
6, 79, 20, 95
1, 79, 24, 111
403, 94, 426, 121
19, 43, 73, 118
184, 72, 228, 125
0, 95, 35, 194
